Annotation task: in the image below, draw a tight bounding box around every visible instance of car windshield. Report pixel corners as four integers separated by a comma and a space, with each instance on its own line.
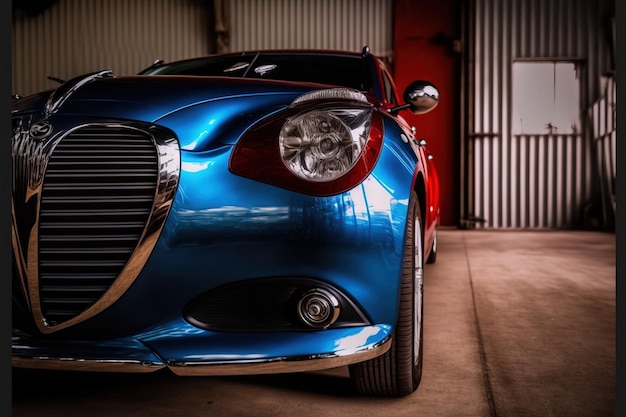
139, 53, 373, 92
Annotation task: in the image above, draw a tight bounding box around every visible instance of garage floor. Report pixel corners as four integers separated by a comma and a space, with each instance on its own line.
12, 230, 617, 417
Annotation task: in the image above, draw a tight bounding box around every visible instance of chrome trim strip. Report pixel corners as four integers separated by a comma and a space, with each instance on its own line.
12, 356, 165, 373
167, 337, 392, 376
45, 70, 114, 116
12, 337, 391, 375
291, 88, 370, 106
12, 115, 60, 313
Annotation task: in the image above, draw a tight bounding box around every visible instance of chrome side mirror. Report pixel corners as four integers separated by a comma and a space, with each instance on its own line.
403, 80, 439, 114
388, 80, 440, 115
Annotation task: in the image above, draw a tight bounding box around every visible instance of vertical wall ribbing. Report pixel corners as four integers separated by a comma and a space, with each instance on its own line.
466, 0, 614, 229
228, 0, 392, 59
12, 0, 213, 97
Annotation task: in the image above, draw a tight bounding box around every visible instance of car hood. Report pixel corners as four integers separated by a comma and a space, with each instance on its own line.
12, 75, 338, 151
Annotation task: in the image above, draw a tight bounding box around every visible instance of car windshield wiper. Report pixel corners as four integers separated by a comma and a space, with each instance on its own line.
137, 59, 165, 74
242, 52, 260, 78
223, 62, 250, 73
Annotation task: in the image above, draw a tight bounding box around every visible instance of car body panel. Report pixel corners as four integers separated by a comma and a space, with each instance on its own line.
11, 49, 440, 383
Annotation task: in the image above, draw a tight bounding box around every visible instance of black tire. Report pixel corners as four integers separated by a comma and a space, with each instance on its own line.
349, 191, 424, 397
426, 229, 437, 264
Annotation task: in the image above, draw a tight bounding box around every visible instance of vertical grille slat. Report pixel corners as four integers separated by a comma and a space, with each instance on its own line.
38, 125, 159, 325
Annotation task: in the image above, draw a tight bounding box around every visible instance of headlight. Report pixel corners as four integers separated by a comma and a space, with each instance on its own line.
229, 89, 384, 196
279, 108, 373, 182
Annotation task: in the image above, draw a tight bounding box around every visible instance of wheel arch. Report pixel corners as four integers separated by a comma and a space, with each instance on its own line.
413, 171, 426, 230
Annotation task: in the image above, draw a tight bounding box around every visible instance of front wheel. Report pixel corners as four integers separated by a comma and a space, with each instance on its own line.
349, 191, 424, 397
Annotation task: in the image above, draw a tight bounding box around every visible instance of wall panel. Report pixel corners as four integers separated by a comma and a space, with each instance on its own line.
590, 76, 616, 229
465, 0, 615, 229
468, 133, 593, 228
12, 0, 213, 98
227, 0, 392, 58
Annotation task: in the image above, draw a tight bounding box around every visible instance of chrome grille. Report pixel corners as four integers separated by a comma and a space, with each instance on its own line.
38, 125, 158, 325
12, 117, 180, 333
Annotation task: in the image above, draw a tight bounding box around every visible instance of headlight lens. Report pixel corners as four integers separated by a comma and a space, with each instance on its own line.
279, 108, 373, 182
229, 89, 383, 197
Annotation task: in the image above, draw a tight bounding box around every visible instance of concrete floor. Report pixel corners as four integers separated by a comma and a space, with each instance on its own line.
12, 230, 617, 417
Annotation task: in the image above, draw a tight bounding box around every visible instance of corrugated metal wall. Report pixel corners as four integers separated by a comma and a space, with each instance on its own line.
226, 0, 392, 58
12, 0, 214, 98
590, 75, 616, 229
464, 0, 615, 229
13, 0, 614, 230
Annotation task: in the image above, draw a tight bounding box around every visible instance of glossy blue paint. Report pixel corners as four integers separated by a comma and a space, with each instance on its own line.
12, 330, 164, 366
82, 157, 412, 332
12, 51, 439, 385
59, 76, 314, 125
155, 96, 290, 150
13, 320, 391, 371
44, 112, 418, 340
142, 320, 392, 364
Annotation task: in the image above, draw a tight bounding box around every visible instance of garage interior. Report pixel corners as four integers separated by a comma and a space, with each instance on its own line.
9, 0, 619, 416
11, 0, 617, 231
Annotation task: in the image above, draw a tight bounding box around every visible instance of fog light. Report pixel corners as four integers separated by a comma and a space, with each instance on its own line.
297, 289, 340, 329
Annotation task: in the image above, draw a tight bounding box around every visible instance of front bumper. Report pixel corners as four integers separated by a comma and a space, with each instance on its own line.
11, 115, 416, 377
13, 323, 392, 375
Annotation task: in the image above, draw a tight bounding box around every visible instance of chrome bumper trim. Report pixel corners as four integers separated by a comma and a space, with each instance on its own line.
167, 337, 392, 376
12, 336, 391, 376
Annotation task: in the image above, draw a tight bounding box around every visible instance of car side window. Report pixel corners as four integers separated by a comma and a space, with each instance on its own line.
380, 67, 398, 105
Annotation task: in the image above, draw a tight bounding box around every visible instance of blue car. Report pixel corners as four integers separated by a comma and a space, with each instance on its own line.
11, 47, 440, 397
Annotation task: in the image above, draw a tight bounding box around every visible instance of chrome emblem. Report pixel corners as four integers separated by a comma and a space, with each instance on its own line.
30, 121, 53, 140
